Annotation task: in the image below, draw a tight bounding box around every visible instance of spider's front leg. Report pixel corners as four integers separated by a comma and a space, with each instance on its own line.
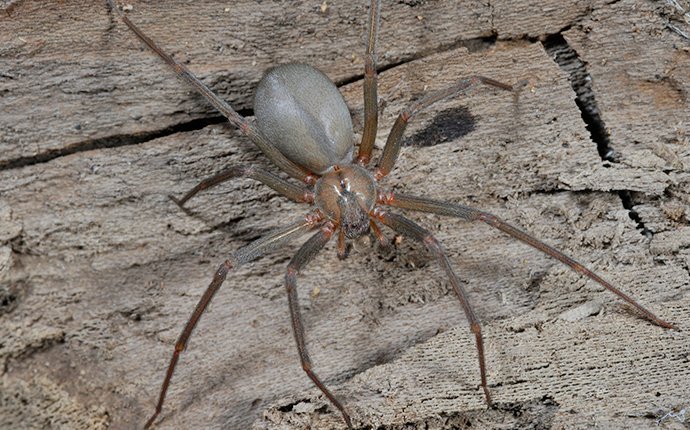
356, 0, 382, 166
107, 0, 312, 182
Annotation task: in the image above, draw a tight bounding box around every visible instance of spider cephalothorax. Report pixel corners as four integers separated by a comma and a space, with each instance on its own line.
314, 165, 377, 239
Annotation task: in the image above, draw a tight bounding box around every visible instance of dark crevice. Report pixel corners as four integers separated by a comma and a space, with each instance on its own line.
619, 190, 653, 238
277, 398, 310, 413
542, 33, 651, 236
334, 35, 498, 88
0, 114, 228, 171
0, 282, 24, 316
542, 33, 615, 162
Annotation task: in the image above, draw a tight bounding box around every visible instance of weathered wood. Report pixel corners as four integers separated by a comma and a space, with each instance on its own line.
1, 1, 688, 429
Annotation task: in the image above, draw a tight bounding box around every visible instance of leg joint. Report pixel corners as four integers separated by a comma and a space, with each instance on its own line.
303, 191, 315, 204
304, 174, 318, 186
320, 221, 337, 236
377, 190, 395, 205
224, 259, 234, 269
305, 211, 324, 227
477, 212, 498, 225
422, 233, 441, 252
239, 119, 251, 134
212, 261, 232, 281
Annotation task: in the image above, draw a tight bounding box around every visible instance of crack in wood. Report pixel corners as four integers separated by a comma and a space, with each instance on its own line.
542, 33, 654, 236
0, 115, 227, 171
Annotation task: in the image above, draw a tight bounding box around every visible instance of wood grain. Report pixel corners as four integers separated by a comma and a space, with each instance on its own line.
1, 1, 688, 429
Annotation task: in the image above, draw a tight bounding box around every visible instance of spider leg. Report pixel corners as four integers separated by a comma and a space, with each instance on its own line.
285, 223, 354, 428
369, 218, 391, 251
356, 0, 382, 165
374, 209, 492, 404
374, 76, 516, 180
379, 192, 676, 329
106, 0, 313, 183
144, 214, 322, 429
170, 164, 314, 208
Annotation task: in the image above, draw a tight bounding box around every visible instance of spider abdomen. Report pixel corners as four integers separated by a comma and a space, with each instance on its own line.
254, 63, 354, 174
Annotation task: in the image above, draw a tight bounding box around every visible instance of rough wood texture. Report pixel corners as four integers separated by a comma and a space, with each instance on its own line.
1, 1, 689, 429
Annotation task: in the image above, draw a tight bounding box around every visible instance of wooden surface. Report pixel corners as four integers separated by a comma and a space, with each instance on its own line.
1, 1, 689, 429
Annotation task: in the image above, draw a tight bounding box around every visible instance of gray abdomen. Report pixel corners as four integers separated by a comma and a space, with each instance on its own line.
254, 63, 354, 174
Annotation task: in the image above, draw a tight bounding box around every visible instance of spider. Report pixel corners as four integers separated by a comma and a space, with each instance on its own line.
107, 0, 675, 428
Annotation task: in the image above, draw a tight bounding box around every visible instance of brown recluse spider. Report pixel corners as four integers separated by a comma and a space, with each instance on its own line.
107, 1, 675, 428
